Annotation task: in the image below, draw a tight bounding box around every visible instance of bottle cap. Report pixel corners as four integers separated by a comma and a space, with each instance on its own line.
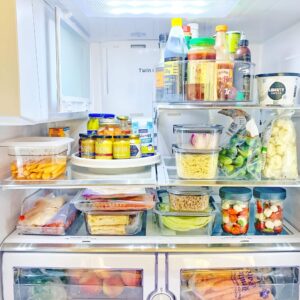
239, 39, 249, 47
216, 24, 228, 32
182, 25, 191, 33
172, 18, 183, 27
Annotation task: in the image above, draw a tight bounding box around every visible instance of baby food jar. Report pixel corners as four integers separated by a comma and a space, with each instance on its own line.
113, 135, 130, 159
81, 134, 95, 159
95, 135, 113, 160
253, 187, 286, 234
220, 187, 252, 235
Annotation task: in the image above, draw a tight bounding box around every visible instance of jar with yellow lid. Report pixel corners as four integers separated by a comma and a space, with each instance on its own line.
81, 134, 95, 159
95, 135, 113, 160
130, 134, 141, 159
113, 135, 130, 159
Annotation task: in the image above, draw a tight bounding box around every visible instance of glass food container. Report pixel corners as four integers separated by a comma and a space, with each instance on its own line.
117, 115, 131, 134
94, 135, 113, 160
113, 135, 130, 159
253, 187, 286, 234
168, 187, 210, 212
3, 137, 73, 180
220, 187, 252, 235
87, 113, 101, 135
98, 114, 121, 136
173, 146, 219, 179
186, 37, 216, 101
173, 124, 223, 150
84, 211, 144, 236
154, 200, 217, 236
81, 135, 95, 159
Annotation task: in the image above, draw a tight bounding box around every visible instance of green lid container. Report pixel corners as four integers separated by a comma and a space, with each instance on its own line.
189, 37, 215, 47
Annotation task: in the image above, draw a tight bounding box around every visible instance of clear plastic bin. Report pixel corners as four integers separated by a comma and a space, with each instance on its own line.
173, 146, 219, 179
173, 124, 223, 150
154, 200, 217, 235
84, 211, 144, 235
168, 186, 210, 212
17, 189, 80, 235
1, 137, 73, 180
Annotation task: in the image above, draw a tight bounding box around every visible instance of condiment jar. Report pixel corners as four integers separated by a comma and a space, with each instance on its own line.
253, 187, 286, 234
220, 187, 252, 235
81, 134, 95, 159
98, 114, 121, 136
94, 135, 113, 160
129, 134, 141, 158
87, 113, 101, 135
113, 135, 130, 159
117, 116, 131, 134
187, 37, 216, 100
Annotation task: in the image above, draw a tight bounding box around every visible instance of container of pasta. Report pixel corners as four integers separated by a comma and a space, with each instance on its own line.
1, 137, 73, 180
168, 187, 210, 212
84, 211, 144, 235
173, 146, 219, 179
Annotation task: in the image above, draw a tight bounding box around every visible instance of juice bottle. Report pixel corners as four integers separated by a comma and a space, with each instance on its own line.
164, 18, 188, 102
215, 24, 234, 100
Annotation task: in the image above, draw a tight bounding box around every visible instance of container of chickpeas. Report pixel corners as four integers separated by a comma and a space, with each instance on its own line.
2, 137, 73, 180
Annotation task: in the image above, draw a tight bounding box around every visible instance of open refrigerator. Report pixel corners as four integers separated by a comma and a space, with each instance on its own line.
1, 0, 300, 299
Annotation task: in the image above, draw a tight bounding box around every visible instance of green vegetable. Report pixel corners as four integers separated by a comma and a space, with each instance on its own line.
219, 156, 233, 165
161, 216, 212, 231
226, 147, 238, 158
222, 164, 235, 173
233, 155, 245, 167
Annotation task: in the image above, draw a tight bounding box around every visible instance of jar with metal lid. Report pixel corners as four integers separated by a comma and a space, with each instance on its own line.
129, 134, 141, 159
117, 116, 131, 134
253, 187, 286, 234
79, 133, 87, 157
87, 113, 101, 135
187, 37, 216, 101
81, 134, 95, 159
98, 114, 121, 136
220, 187, 251, 235
94, 135, 113, 160
113, 135, 130, 159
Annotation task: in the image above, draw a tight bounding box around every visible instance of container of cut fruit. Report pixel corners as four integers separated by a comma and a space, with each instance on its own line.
220, 187, 252, 235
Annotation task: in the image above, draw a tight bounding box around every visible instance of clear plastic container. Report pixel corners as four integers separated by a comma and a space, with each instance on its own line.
168, 186, 210, 212
220, 187, 252, 235
173, 146, 219, 179
84, 211, 143, 235
17, 189, 80, 235
154, 200, 217, 235
1, 137, 73, 180
173, 124, 223, 150
253, 187, 286, 234
98, 114, 121, 136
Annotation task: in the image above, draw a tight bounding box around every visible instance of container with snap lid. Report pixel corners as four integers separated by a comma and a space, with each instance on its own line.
168, 187, 210, 212
173, 124, 223, 150
220, 187, 252, 235
253, 187, 286, 234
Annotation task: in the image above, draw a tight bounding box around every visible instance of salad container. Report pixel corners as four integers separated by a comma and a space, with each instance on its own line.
84, 211, 143, 235
253, 187, 286, 234
17, 189, 80, 235
168, 186, 210, 212
1, 137, 73, 180
173, 146, 219, 179
220, 187, 252, 235
173, 124, 223, 150
154, 199, 217, 235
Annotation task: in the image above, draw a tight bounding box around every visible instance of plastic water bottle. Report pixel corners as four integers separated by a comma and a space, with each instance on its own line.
164, 18, 188, 102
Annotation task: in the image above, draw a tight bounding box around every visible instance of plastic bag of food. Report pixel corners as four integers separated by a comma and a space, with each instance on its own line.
262, 110, 298, 179
218, 109, 262, 180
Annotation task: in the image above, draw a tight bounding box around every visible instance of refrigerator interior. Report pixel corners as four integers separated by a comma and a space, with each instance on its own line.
2, 0, 300, 299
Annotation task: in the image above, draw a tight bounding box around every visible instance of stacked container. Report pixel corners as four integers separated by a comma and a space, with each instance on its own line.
173, 124, 223, 179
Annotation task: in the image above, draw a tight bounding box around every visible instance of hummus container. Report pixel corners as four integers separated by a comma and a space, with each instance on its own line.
256, 73, 300, 106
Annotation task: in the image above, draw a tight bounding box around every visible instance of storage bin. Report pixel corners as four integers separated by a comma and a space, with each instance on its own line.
253, 187, 286, 234
84, 211, 144, 235
17, 189, 80, 235
154, 200, 217, 236
2, 137, 73, 180
173, 124, 223, 150
173, 146, 219, 179
168, 186, 210, 212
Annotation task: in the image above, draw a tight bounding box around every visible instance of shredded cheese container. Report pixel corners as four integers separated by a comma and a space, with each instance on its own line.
1, 137, 73, 180
173, 146, 219, 179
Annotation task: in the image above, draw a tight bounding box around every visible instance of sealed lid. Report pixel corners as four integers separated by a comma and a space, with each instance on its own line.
1, 137, 73, 148
173, 124, 223, 134
256, 73, 300, 78
117, 115, 129, 121
219, 187, 252, 201
130, 134, 140, 139
182, 25, 191, 33
88, 113, 102, 118
216, 24, 228, 32
114, 135, 130, 139
226, 31, 241, 35
102, 114, 115, 119
94, 135, 113, 139
239, 39, 249, 47
253, 187, 286, 200
168, 186, 210, 196
79, 133, 88, 138
171, 18, 183, 27
189, 37, 215, 47
172, 145, 219, 154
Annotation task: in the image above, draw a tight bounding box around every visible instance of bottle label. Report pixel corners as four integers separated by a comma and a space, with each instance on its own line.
164, 58, 183, 96
216, 63, 234, 100
155, 67, 164, 89
130, 144, 141, 158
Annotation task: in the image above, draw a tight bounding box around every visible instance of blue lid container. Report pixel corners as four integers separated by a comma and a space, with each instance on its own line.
253, 187, 286, 200
219, 187, 252, 201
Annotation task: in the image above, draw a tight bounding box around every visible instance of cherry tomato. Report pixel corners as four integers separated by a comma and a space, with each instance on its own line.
239, 224, 249, 234
231, 225, 241, 235
274, 226, 283, 234
270, 211, 282, 221
228, 208, 238, 215
222, 224, 232, 234
229, 214, 238, 223
256, 201, 263, 213
255, 221, 265, 231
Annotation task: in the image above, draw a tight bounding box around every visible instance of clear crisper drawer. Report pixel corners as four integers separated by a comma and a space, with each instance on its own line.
14, 268, 143, 299
180, 267, 299, 300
